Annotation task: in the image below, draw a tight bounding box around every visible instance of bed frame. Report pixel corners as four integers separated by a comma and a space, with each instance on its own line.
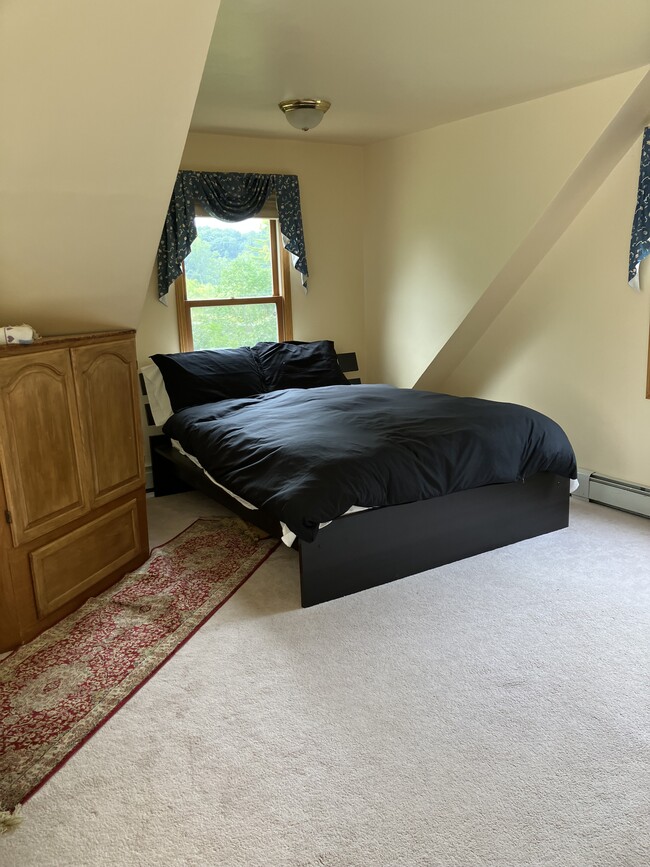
142, 355, 570, 607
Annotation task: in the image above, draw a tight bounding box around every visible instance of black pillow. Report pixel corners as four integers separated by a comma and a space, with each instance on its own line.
253, 340, 349, 391
151, 348, 266, 413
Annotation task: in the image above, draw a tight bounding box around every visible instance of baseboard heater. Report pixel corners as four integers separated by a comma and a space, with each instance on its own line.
574, 468, 650, 519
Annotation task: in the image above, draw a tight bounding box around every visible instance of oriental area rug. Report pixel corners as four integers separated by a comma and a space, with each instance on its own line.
0, 518, 278, 827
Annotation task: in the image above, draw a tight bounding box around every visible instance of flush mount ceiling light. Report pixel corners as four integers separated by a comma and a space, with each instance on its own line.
278, 99, 331, 132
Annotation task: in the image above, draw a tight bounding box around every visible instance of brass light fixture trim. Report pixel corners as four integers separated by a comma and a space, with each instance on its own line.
278, 99, 331, 131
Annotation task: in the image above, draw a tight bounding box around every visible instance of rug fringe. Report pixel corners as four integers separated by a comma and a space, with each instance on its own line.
0, 804, 23, 834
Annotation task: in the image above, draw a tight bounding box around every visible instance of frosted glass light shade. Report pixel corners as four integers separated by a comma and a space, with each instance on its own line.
279, 99, 331, 132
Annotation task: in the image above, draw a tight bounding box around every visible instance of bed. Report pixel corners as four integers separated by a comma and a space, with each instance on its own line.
142, 341, 577, 606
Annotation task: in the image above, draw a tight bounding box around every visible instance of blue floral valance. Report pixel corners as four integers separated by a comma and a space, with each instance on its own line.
628, 127, 650, 289
157, 171, 308, 301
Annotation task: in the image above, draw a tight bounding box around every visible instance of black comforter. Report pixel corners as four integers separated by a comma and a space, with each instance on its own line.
163, 385, 577, 543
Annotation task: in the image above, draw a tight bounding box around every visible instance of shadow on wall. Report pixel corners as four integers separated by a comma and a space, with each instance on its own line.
436, 316, 633, 476
426, 285, 567, 398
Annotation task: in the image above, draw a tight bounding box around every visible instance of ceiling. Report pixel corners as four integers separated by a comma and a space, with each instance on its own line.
191, 0, 650, 145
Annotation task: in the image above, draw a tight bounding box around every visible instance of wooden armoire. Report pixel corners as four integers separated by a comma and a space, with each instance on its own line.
0, 330, 149, 651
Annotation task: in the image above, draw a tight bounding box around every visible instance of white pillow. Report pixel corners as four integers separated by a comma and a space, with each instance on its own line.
140, 363, 174, 427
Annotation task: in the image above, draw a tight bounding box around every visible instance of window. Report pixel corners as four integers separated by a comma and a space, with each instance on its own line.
645, 328, 650, 399
174, 216, 292, 351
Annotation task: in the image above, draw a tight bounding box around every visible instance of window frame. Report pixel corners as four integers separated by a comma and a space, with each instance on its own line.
174, 217, 293, 352
647, 327, 650, 399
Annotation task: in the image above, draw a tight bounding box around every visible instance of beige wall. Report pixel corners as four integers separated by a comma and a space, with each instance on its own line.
442, 139, 650, 486
0, 0, 220, 335
137, 76, 650, 485
4, 6, 644, 485
363, 68, 647, 387
136, 132, 366, 371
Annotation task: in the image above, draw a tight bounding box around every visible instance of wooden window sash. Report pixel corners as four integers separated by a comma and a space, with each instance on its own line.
174, 268, 194, 352
280, 228, 294, 341
186, 296, 281, 309
646, 324, 650, 399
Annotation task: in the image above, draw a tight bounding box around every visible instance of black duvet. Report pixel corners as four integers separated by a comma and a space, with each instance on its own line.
163, 385, 577, 543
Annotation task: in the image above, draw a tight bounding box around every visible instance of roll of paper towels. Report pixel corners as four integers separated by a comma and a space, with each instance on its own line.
0, 324, 41, 345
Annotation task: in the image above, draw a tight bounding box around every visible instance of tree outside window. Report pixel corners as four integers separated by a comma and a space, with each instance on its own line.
175, 216, 292, 351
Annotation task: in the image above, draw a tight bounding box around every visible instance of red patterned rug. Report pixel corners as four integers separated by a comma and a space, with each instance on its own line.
0, 517, 278, 826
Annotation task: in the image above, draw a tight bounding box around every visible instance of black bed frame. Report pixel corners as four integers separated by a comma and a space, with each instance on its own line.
143, 355, 570, 607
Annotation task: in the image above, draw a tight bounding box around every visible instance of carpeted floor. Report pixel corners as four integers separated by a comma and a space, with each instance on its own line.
1, 517, 277, 816
2, 493, 648, 866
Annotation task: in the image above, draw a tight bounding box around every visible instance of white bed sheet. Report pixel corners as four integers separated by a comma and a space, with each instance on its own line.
169, 438, 368, 546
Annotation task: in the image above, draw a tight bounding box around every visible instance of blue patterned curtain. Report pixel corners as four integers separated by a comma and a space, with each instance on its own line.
157, 171, 308, 301
628, 127, 650, 289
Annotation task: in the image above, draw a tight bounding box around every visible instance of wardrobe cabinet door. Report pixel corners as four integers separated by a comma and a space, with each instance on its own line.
0, 349, 88, 545
72, 339, 145, 508
30, 497, 142, 618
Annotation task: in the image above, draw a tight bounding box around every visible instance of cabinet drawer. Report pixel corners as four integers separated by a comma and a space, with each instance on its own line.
30, 499, 141, 617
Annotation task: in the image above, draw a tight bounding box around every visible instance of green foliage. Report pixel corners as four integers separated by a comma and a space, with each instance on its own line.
184, 237, 224, 288
185, 220, 278, 349
191, 304, 278, 350
198, 225, 249, 259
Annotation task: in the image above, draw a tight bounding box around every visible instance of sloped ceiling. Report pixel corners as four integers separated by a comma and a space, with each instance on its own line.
192, 0, 650, 144
0, 0, 221, 335
1, 0, 647, 340
415, 69, 650, 392
362, 68, 650, 387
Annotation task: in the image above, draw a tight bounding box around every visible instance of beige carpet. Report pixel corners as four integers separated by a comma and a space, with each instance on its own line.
2, 494, 648, 866
1, 517, 277, 815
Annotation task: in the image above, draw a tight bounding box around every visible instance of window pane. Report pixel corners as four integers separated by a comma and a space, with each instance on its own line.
185, 217, 274, 300
190, 304, 279, 350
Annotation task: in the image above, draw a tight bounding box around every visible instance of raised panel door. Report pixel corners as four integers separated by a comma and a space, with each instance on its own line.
72, 338, 145, 507
0, 349, 88, 545
30, 498, 141, 617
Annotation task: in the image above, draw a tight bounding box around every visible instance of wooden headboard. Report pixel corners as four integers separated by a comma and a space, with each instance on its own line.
335, 352, 361, 384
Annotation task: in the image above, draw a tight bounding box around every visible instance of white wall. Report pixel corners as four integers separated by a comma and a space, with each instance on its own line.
442, 138, 650, 486
13, 13, 640, 488
136, 132, 366, 370
0, 0, 220, 335
362, 68, 647, 387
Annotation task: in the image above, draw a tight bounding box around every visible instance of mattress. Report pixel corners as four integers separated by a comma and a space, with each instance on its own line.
170, 438, 368, 546
163, 384, 578, 543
